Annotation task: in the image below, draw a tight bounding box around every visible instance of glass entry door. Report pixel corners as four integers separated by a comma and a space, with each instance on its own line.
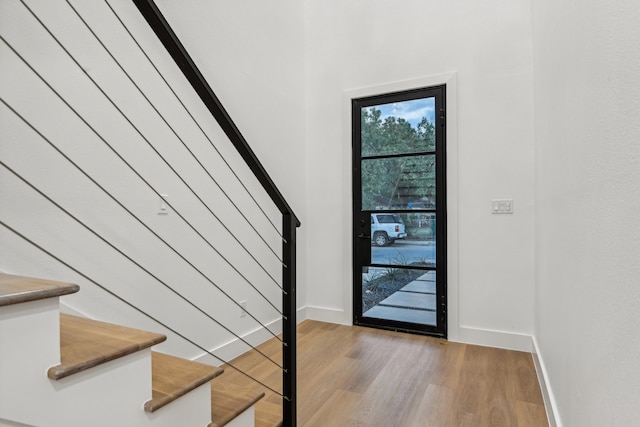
352, 85, 447, 337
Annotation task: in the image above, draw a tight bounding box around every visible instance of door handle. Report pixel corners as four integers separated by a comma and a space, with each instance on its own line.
357, 234, 371, 239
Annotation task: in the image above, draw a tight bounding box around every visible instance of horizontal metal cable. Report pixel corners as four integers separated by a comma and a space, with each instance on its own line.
0, 160, 283, 371
16, 1, 284, 297
0, 94, 283, 339
67, 0, 284, 265
1, 32, 286, 316
0, 220, 283, 397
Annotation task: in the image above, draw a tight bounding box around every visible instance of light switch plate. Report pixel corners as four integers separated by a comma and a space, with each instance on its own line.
158, 194, 169, 215
491, 199, 513, 214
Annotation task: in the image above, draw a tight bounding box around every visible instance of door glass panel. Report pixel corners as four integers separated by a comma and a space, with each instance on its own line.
361, 97, 436, 157
371, 213, 435, 267
362, 267, 436, 326
361, 155, 435, 210
353, 85, 445, 337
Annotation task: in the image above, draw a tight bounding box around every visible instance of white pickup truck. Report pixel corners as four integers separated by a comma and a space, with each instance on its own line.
370, 213, 407, 246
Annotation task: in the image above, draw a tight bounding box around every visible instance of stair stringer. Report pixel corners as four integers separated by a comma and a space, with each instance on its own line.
0, 298, 62, 425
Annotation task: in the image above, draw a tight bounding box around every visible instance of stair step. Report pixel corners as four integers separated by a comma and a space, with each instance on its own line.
146, 351, 224, 412
48, 313, 166, 380
254, 399, 284, 427
0, 273, 79, 306
209, 381, 265, 427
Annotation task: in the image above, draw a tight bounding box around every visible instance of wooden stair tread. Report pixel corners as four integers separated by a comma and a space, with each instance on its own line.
48, 313, 166, 380
209, 381, 266, 427
254, 399, 284, 427
0, 273, 79, 306
145, 352, 224, 412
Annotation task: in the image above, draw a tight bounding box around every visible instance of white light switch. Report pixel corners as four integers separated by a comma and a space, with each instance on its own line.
158, 194, 169, 215
491, 199, 513, 214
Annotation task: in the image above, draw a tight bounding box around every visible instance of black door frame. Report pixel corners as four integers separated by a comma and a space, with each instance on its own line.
352, 85, 447, 338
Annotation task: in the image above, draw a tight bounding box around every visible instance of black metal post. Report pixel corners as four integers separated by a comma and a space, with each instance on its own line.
282, 213, 297, 427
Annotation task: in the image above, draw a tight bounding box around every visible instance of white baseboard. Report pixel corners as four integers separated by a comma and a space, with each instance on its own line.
303, 307, 533, 353
194, 307, 308, 365
531, 336, 562, 427
304, 305, 350, 325
296, 306, 308, 323
194, 318, 283, 365
450, 326, 533, 352
59, 301, 87, 317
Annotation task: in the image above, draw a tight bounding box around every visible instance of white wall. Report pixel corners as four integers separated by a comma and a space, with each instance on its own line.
304, 0, 536, 347
532, 1, 640, 425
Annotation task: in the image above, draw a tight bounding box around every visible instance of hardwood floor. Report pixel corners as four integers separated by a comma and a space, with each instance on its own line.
223, 320, 548, 427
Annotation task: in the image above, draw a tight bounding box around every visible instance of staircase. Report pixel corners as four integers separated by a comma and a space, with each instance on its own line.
0, 273, 281, 427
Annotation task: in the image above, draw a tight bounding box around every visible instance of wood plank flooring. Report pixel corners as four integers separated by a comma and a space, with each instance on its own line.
224, 320, 548, 427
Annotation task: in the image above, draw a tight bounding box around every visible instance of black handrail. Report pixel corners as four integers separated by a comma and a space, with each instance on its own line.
131, 1, 300, 426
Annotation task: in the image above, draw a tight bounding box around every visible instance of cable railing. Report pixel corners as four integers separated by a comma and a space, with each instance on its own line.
0, 220, 283, 395
15, 1, 284, 294
1, 0, 299, 425
0, 41, 283, 326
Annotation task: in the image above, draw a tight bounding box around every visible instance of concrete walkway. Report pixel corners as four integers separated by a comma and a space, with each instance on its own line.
363, 271, 437, 326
